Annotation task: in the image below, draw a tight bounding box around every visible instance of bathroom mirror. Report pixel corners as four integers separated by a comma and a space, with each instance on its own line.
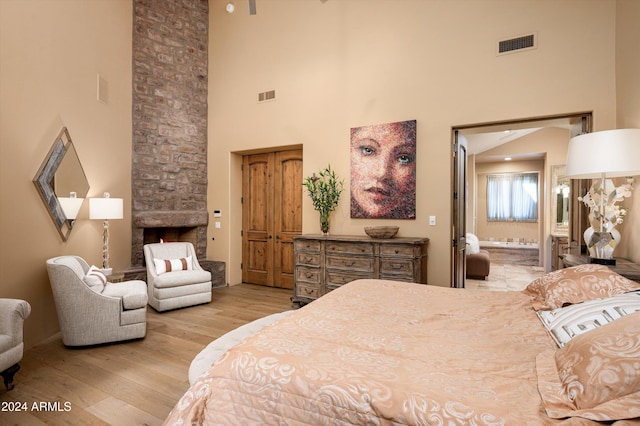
33, 127, 90, 240
551, 165, 570, 235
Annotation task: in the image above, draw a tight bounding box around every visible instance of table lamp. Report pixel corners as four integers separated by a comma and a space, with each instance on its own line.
89, 192, 123, 275
565, 129, 640, 264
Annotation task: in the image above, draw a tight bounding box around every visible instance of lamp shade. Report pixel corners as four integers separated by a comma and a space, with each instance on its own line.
58, 196, 84, 220
565, 129, 640, 178
89, 197, 123, 220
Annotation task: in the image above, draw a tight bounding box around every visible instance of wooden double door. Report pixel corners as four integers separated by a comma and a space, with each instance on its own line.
242, 149, 302, 289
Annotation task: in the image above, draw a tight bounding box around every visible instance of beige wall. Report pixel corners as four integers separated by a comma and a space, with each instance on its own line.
616, 0, 640, 263
207, 0, 619, 287
0, 0, 132, 348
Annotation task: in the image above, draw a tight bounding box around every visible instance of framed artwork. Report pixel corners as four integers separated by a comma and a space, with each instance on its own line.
350, 119, 416, 219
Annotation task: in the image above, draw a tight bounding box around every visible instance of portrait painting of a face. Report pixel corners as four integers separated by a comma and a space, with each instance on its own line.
350, 119, 416, 219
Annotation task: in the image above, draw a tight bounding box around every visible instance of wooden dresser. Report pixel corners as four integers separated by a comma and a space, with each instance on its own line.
292, 235, 429, 306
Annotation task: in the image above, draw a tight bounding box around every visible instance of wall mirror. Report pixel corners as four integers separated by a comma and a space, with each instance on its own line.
33, 127, 90, 240
551, 165, 570, 236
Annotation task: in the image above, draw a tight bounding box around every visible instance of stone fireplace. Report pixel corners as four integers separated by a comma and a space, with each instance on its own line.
125, 0, 224, 287
131, 0, 209, 266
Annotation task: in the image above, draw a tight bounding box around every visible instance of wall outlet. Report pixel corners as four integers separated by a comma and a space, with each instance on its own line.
429, 216, 436, 226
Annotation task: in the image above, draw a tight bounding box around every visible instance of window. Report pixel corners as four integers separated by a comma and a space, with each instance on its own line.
487, 172, 538, 222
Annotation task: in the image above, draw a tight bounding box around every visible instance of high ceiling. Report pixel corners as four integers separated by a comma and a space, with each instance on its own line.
460, 116, 575, 163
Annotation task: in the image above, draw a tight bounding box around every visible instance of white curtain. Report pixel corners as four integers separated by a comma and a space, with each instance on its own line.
487, 173, 538, 221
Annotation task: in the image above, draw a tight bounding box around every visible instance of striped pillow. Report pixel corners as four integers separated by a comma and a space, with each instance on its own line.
83, 265, 107, 293
153, 256, 193, 274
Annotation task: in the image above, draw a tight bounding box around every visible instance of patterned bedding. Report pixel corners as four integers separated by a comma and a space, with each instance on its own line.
163, 279, 639, 425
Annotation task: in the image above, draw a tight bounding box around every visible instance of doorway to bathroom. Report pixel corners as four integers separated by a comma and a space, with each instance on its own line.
451, 112, 592, 289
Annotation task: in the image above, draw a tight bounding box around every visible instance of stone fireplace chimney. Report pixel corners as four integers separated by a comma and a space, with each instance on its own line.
131, 0, 209, 267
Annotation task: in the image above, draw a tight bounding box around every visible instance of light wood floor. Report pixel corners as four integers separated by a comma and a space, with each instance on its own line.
0, 284, 293, 426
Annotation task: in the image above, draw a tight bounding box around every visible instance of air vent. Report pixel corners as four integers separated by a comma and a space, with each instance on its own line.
258, 89, 276, 103
497, 33, 537, 56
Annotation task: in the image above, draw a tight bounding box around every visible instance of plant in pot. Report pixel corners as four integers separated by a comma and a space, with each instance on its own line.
302, 165, 344, 235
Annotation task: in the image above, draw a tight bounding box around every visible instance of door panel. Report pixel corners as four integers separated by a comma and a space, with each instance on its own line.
568, 115, 592, 254
452, 132, 467, 288
274, 150, 303, 289
242, 149, 302, 289
242, 154, 273, 285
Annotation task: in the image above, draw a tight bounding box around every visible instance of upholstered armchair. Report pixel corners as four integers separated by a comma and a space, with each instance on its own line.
0, 298, 31, 390
46, 256, 148, 346
144, 242, 212, 312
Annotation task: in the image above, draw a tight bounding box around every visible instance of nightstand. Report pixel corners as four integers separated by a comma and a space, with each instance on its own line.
561, 254, 640, 283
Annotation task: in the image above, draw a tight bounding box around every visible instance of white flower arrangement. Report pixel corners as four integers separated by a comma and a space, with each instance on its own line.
578, 177, 634, 231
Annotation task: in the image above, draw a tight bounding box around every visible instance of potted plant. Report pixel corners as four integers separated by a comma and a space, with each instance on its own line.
302, 165, 344, 234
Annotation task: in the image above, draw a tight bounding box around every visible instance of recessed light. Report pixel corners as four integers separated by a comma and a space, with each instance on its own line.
505, 157, 512, 161
226, 2, 235, 13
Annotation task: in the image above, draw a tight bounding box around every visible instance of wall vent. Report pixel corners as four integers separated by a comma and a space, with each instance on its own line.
497, 33, 537, 56
258, 90, 276, 103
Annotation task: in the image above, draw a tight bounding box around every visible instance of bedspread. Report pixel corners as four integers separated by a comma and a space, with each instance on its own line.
163, 279, 637, 425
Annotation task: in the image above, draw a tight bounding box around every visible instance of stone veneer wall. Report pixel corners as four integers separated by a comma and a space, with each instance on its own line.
131, 0, 209, 266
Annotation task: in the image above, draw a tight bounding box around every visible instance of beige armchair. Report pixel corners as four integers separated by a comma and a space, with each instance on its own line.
144, 242, 212, 312
46, 256, 147, 346
0, 299, 31, 390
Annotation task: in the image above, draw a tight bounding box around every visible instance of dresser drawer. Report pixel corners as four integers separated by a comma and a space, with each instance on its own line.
326, 271, 371, 289
380, 258, 414, 276
296, 266, 321, 284
296, 252, 321, 267
379, 274, 415, 283
326, 241, 373, 255
326, 255, 374, 272
380, 244, 418, 257
295, 283, 320, 300
294, 239, 322, 252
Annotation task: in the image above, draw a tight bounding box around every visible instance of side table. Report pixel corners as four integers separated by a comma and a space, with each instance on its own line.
561, 254, 640, 283
106, 272, 125, 283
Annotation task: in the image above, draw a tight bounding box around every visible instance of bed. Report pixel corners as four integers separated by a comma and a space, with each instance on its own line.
164, 265, 640, 425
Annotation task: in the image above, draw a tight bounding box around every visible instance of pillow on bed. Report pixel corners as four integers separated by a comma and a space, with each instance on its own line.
536, 311, 640, 420
465, 233, 480, 255
537, 290, 640, 348
523, 264, 640, 311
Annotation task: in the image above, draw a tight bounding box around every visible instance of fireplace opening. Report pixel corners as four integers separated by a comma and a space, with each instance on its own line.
142, 227, 198, 265
132, 211, 208, 266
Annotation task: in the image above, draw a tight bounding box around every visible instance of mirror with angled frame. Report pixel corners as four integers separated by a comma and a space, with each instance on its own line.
33, 127, 90, 240
551, 165, 570, 236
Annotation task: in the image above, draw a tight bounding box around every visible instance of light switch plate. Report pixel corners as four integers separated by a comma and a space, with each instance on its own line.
429, 216, 436, 226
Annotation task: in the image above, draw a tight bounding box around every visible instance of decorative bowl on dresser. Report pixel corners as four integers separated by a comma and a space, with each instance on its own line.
292, 234, 429, 307
364, 226, 399, 239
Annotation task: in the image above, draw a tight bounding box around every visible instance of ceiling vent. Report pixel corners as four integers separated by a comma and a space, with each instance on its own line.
497, 33, 537, 56
258, 89, 276, 103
